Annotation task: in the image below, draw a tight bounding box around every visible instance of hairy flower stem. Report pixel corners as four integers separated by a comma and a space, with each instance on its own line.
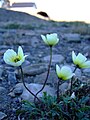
57, 79, 61, 103
34, 46, 52, 102
70, 66, 77, 94
19, 66, 41, 103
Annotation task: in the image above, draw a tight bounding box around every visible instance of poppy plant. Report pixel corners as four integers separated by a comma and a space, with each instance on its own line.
3, 46, 27, 67
41, 33, 59, 46
72, 51, 90, 68
56, 65, 74, 80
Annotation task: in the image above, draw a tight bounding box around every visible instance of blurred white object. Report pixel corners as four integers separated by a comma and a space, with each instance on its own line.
8, 0, 90, 23
8, 0, 37, 15
71, 92, 76, 99
0, 0, 4, 7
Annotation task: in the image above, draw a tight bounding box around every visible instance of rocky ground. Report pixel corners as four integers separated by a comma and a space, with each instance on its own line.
0, 8, 90, 120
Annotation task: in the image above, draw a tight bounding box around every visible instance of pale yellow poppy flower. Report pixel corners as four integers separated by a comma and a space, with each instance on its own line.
56, 65, 74, 80
41, 33, 59, 46
72, 51, 90, 68
3, 46, 27, 67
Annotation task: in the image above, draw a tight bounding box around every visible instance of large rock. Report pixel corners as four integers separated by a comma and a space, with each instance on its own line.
43, 54, 64, 64
34, 70, 58, 88
16, 63, 48, 76
63, 33, 81, 42
9, 83, 56, 102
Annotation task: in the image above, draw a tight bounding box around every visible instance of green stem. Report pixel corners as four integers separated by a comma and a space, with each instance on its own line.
19, 66, 41, 103
34, 46, 52, 102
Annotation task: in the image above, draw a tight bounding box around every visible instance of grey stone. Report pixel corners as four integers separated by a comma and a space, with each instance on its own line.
59, 82, 70, 93
22, 60, 30, 67
83, 68, 90, 77
75, 68, 81, 77
14, 87, 23, 96
15, 39, 29, 45
0, 87, 6, 94
64, 33, 81, 42
18, 63, 48, 76
34, 70, 58, 88
22, 30, 35, 36
0, 87, 8, 110
83, 46, 90, 58
0, 35, 3, 42
43, 54, 64, 63
0, 112, 7, 120
31, 37, 39, 47
9, 83, 23, 97
8, 91, 16, 97
8, 71, 17, 85
9, 83, 56, 102
83, 35, 90, 41
0, 49, 6, 56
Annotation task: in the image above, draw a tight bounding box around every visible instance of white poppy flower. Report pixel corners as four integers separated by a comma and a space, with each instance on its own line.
71, 92, 76, 99
56, 65, 74, 80
3, 46, 27, 67
41, 33, 59, 46
72, 51, 90, 68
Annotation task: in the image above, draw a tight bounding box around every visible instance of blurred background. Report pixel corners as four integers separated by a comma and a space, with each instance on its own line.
0, 0, 90, 23
0, 1, 90, 119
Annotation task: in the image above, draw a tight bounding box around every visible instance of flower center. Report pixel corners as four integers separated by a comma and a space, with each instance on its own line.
13, 56, 20, 62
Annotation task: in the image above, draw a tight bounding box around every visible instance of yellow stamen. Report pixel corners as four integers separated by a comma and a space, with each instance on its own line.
13, 56, 20, 62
